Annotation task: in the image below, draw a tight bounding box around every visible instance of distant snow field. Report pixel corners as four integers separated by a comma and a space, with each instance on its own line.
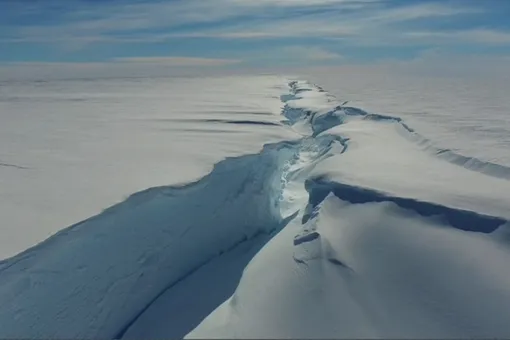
1, 74, 510, 339
0, 75, 296, 258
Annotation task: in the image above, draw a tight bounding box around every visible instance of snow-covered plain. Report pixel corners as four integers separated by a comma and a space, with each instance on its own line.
303, 67, 510, 167
1, 74, 510, 338
0, 75, 296, 258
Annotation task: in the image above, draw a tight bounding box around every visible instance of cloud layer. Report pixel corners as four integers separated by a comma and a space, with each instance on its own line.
1, 0, 510, 67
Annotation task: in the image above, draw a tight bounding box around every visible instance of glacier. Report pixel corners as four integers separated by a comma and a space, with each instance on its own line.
1, 76, 510, 339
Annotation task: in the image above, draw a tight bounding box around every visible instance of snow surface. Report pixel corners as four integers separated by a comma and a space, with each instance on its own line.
302, 67, 510, 167
185, 80, 510, 339
2, 76, 510, 338
0, 75, 296, 258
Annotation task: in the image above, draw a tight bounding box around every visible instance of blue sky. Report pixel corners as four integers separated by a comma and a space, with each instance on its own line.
2, 0, 510, 68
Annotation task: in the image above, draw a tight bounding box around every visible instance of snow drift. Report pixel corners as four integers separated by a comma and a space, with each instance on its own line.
2, 77, 510, 339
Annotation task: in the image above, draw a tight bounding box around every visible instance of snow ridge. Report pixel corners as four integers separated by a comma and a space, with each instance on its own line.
305, 175, 506, 234
284, 79, 510, 180
283, 79, 510, 226
361, 109, 510, 180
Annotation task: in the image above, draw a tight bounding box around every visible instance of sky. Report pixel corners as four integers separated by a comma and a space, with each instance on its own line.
2, 0, 510, 76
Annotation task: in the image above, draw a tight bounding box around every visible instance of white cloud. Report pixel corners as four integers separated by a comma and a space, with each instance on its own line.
112, 56, 241, 66
228, 0, 381, 8
165, 22, 358, 40
280, 46, 343, 61
3, 0, 477, 45
241, 45, 342, 65
407, 29, 510, 45
166, 3, 481, 43
369, 3, 481, 23
3, 0, 502, 69
12, 0, 376, 39
176, 3, 481, 47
